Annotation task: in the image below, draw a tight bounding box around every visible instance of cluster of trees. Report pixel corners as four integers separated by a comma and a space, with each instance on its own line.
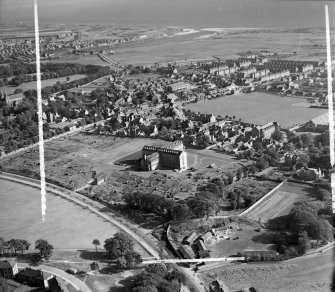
0, 64, 113, 153
0, 238, 30, 255
123, 178, 228, 220
0, 238, 53, 261
0, 62, 90, 82
131, 264, 186, 292
273, 182, 333, 256
104, 232, 142, 270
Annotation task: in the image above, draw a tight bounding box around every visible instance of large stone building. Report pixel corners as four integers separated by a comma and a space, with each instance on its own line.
141, 140, 187, 171
0, 91, 24, 107
249, 121, 279, 139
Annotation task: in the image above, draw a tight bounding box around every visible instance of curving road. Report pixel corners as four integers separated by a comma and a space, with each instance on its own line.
0, 172, 160, 260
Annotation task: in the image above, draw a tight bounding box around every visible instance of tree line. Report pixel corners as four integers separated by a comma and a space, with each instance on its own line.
0, 238, 54, 261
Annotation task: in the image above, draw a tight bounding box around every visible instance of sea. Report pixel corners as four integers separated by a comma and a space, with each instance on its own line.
1, 0, 335, 29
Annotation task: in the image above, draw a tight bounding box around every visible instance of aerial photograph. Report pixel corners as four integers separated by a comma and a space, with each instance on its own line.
0, 0, 335, 291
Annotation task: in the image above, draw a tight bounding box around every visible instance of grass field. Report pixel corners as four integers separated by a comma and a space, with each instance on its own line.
245, 182, 315, 222
185, 92, 328, 128
0, 180, 136, 251
1, 74, 87, 94
200, 248, 334, 292
209, 224, 275, 258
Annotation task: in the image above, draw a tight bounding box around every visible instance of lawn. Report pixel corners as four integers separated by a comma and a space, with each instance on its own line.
185, 92, 328, 128
1, 74, 87, 94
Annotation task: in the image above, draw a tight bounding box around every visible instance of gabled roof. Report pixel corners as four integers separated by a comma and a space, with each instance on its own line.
0, 260, 16, 269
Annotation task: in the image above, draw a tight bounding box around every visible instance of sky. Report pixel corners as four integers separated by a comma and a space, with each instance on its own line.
1, 0, 335, 28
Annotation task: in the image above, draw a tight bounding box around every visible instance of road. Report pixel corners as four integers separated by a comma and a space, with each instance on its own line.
18, 263, 91, 292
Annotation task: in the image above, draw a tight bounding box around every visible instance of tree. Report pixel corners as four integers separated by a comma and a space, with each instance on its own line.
104, 232, 134, 259
90, 261, 100, 271
17, 239, 30, 254
124, 251, 142, 269
92, 239, 100, 253
317, 189, 331, 201
298, 231, 311, 254
35, 239, 53, 260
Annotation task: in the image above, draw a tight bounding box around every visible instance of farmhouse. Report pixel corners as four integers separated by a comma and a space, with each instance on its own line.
0, 260, 18, 279
141, 140, 187, 171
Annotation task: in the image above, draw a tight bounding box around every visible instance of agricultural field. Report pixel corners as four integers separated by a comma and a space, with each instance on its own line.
185, 92, 328, 128
245, 182, 316, 222
1, 74, 87, 94
200, 248, 334, 292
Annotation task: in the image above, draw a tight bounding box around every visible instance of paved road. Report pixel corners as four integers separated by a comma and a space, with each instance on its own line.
18, 263, 91, 292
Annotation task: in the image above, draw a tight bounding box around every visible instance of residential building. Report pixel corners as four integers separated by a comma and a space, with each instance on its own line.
17, 268, 54, 288
0, 261, 18, 279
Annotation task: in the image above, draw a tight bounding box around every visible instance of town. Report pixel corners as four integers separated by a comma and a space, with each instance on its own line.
0, 18, 334, 292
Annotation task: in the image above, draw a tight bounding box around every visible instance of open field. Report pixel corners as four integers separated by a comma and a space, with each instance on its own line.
0, 179, 147, 255
1, 74, 87, 94
200, 248, 335, 292
245, 182, 315, 222
185, 92, 328, 128
1, 134, 166, 190
209, 225, 275, 258
41, 55, 108, 66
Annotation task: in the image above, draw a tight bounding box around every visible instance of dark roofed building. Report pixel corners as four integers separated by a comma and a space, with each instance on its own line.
209, 280, 229, 292
48, 277, 69, 292
17, 268, 53, 288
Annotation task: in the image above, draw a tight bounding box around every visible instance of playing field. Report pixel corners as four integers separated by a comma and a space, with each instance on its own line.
0, 179, 145, 256
185, 92, 328, 128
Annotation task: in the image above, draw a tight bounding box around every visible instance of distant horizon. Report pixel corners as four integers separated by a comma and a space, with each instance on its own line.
1, 0, 335, 30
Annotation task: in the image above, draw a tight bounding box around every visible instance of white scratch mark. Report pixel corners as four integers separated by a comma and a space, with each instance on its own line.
34, 0, 46, 221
